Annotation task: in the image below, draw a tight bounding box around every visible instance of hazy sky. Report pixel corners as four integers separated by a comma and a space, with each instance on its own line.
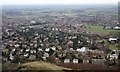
0, 0, 119, 5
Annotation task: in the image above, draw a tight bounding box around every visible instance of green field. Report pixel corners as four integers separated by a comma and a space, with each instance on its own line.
84, 25, 120, 50
105, 41, 119, 50
84, 25, 120, 35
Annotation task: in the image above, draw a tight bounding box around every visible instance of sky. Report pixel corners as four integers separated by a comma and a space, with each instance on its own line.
0, 0, 119, 5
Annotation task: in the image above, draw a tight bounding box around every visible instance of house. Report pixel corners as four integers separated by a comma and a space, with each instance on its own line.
30, 20, 36, 24
24, 53, 29, 57
30, 50, 36, 54
109, 38, 117, 41
9, 54, 14, 61
30, 43, 34, 46
69, 48, 74, 51
25, 49, 30, 52
92, 59, 106, 65
88, 50, 105, 59
64, 59, 70, 63
67, 40, 73, 48
73, 59, 78, 63
108, 38, 118, 43
14, 44, 20, 48
83, 59, 89, 63
51, 46, 56, 51
72, 36, 77, 39
38, 48, 43, 51
105, 26, 112, 29
114, 26, 120, 30
109, 54, 118, 60
34, 44, 37, 48
42, 57, 46, 61
28, 55, 36, 60
76, 47, 88, 52
12, 48, 16, 52
45, 48, 50, 52
43, 52, 49, 58
54, 57, 60, 63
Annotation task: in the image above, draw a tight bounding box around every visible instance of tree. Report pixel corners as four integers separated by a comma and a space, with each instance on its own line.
72, 38, 78, 50
118, 52, 120, 60
118, 52, 120, 68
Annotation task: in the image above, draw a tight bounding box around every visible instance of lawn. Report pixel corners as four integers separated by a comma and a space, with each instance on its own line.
105, 41, 119, 50
84, 25, 120, 35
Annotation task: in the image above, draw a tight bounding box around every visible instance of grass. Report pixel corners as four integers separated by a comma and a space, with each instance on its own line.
19, 61, 71, 70
108, 44, 119, 50
3, 61, 71, 71
84, 25, 120, 50
84, 25, 120, 35
105, 41, 119, 50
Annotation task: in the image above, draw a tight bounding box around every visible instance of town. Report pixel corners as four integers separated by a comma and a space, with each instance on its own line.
2, 5, 120, 71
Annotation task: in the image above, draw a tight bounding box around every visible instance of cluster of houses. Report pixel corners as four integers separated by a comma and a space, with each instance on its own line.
2, 23, 119, 67
104, 26, 120, 30
2, 7, 119, 69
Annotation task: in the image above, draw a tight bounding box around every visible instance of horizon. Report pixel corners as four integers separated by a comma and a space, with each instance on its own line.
0, 0, 119, 5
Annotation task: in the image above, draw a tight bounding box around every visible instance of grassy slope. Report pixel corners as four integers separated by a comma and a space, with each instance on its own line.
3, 61, 71, 72
19, 61, 71, 70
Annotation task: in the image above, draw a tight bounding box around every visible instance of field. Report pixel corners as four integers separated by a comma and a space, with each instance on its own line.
84, 25, 120, 50
105, 41, 119, 50
84, 25, 120, 35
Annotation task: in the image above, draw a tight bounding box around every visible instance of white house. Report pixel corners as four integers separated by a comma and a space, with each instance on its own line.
108, 38, 117, 42
76, 47, 88, 52
30, 43, 34, 46
10, 55, 14, 60
24, 53, 29, 57
73, 59, 78, 63
30, 50, 36, 53
12, 48, 16, 52
42, 57, 46, 61
14, 44, 20, 48
43, 53, 49, 58
30, 20, 36, 24
51, 46, 56, 51
64, 59, 70, 63
26, 49, 30, 52
69, 48, 74, 51
110, 54, 118, 60
45, 48, 50, 52
38, 48, 43, 51
114, 26, 120, 30
107, 54, 118, 60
